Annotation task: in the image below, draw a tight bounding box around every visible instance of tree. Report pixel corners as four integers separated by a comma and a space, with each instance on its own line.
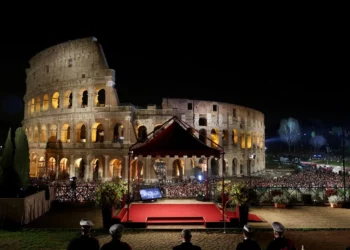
0, 128, 14, 187
278, 117, 301, 152
310, 135, 327, 153
14, 127, 30, 189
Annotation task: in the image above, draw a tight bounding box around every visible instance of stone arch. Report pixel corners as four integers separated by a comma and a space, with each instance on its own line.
210, 128, 219, 148
63, 90, 73, 109
43, 94, 49, 111
153, 158, 166, 181
232, 158, 238, 176
30, 154, 38, 177
113, 123, 124, 142
222, 129, 228, 145
74, 158, 85, 179
92, 123, 104, 143
247, 131, 252, 148
40, 125, 47, 143
30, 98, 35, 114
137, 125, 148, 142
92, 158, 103, 181
79, 89, 88, 108
48, 157, 56, 180
172, 159, 185, 179
240, 163, 244, 175
240, 132, 246, 148
75, 123, 86, 142
35, 97, 41, 112
61, 124, 71, 142
33, 125, 39, 143
95, 88, 105, 107
199, 129, 207, 144
153, 124, 164, 137
232, 129, 238, 144
52, 92, 60, 109
49, 124, 57, 142
38, 156, 46, 177
28, 127, 33, 142
59, 158, 69, 179
210, 158, 219, 175
110, 158, 123, 178
130, 159, 143, 180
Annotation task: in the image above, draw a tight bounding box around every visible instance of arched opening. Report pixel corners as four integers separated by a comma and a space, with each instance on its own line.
30, 154, 37, 177
153, 158, 166, 182
43, 94, 49, 111
48, 157, 56, 180
232, 158, 238, 176
75, 124, 87, 142
35, 97, 41, 112
113, 123, 124, 143
199, 129, 207, 145
137, 126, 147, 142
61, 124, 71, 142
40, 125, 47, 143
82, 90, 88, 107
33, 126, 39, 143
210, 158, 219, 176
92, 159, 102, 181
59, 158, 69, 179
210, 128, 219, 148
52, 92, 60, 109
240, 132, 246, 148
240, 164, 244, 175
74, 158, 85, 179
28, 127, 33, 142
247, 132, 252, 148
130, 159, 143, 180
31, 98, 35, 113
49, 124, 57, 142
96, 89, 105, 107
222, 129, 228, 145
172, 159, 185, 181
92, 123, 104, 143
38, 157, 46, 177
64, 91, 73, 109
110, 159, 122, 178
153, 124, 163, 137
232, 129, 238, 144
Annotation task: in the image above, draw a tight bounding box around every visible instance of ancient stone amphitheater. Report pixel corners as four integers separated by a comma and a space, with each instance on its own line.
22, 37, 265, 183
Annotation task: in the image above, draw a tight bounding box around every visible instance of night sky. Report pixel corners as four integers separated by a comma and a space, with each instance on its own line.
0, 26, 346, 145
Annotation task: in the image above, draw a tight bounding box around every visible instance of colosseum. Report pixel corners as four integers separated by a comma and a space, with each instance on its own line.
22, 37, 265, 183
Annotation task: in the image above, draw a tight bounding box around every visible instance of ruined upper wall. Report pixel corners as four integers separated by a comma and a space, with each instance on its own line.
161, 98, 265, 130
25, 37, 113, 92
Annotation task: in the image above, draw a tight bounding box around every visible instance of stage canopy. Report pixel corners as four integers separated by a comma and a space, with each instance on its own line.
129, 116, 223, 158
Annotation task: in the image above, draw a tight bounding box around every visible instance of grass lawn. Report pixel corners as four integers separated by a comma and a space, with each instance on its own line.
0, 229, 92, 250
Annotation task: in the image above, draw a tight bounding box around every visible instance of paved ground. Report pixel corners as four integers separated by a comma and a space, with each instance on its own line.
23, 201, 350, 249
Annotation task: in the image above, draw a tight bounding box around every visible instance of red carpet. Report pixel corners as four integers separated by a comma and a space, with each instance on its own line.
121, 203, 224, 223
117, 203, 264, 224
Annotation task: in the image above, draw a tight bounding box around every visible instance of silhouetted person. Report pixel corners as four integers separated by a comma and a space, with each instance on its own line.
266, 222, 296, 250
101, 224, 132, 250
173, 229, 201, 250
236, 224, 261, 250
66, 219, 100, 250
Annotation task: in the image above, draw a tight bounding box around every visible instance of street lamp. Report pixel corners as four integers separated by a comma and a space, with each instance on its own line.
248, 154, 256, 187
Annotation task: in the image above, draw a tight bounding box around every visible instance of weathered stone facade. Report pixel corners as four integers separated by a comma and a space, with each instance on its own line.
22, 37, 265, 182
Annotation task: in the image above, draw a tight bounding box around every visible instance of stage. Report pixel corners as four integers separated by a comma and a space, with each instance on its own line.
112, 199, 264, 229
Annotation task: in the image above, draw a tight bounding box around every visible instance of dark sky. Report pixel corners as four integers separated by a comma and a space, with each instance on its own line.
0, 24, 346, 144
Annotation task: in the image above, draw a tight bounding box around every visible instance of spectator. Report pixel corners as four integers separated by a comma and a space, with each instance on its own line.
173, 229, 201, 250
66, 218, 100, 250
101, 224, 132, 250
236, 224, 261, 250
266, 222, 296, 250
